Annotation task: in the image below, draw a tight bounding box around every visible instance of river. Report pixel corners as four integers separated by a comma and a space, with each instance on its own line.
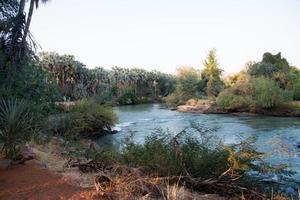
99, 103, 300, 185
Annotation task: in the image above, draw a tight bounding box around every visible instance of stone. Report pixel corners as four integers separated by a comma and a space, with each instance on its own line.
15, 146, 36, 164
0, 159, 12, 169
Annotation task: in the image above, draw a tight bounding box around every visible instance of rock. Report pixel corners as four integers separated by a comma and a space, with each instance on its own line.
0, 159, 12, 169
15, 146, 36, 164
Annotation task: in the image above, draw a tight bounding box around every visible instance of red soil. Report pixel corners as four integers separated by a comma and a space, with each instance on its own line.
0, 161, 97, 200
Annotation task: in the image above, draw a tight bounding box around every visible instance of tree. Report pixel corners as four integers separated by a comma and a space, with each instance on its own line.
202, 49, 224, 97
22, 0, 49, 48
247, 52, 290, 88
0, 0, 49, 70
176, 67, 201, 99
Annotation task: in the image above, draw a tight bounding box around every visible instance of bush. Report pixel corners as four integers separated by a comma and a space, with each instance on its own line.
120, 124, 293, 190
217, 92, 252, 111
117, 90, 138, 105
45, 97, 117, 138
249, 77, 290, 109
0, 99, 34, 159
293, 82, 300, 100
164, 91, 184, 107
45, 112, 81, 136
217, 85, 252, 111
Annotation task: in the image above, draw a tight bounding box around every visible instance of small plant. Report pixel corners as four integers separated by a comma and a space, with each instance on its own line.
0, 99, 34, 159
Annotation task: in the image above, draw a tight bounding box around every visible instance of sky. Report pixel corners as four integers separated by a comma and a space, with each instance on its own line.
30, 0, 300, 74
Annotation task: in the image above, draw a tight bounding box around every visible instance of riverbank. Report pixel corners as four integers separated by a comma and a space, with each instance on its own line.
176, 99, 300, 117
0, 138, 234, 200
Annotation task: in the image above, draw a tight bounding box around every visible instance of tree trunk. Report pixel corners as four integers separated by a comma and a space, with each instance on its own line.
10, 0, 26, 63
21, 0, 35, 50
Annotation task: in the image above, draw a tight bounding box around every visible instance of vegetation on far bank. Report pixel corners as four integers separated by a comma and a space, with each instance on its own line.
165, 50, 300, 115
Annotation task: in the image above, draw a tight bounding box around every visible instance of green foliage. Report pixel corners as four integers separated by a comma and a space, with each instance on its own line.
248, 52, 290, 79
249, 77, 291, 109
217, 89, 252, 111
0, 63, 61, 104
117, 89, 138, 105
47, 97, 118, 138
202, 49, 224, 97
38, 52, 175, 104
165, 67, 202, 106
176, 67, 201, 99
164, 91, 183, 107
0, 99, 34, 159
121, 127, 228, 178
292, 82, 300, 101
119, 124, 293, 190
73, 98, 117, 135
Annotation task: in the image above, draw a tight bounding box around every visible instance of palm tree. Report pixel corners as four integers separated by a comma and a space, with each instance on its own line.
21, 0, 49, 48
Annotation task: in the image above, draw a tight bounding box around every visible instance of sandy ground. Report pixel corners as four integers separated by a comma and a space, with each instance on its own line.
0, 160, 97, 200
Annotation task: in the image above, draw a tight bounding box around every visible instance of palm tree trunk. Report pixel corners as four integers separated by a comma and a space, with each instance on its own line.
10, 0, 26, 63
22, 0, 35, 49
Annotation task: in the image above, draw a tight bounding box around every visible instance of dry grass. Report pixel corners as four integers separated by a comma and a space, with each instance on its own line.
28, 139, 97, 188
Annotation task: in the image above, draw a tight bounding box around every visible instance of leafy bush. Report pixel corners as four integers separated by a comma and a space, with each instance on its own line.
117, 90, 138, 105
0, 99, 34, 159
217, 84, 253, 111
293, 82, 300, 100
45, 97, 117, 138
249, 77, 290, 109
164, 91, 183, 107
120, 124, 293, 190
217, 91, 252, 111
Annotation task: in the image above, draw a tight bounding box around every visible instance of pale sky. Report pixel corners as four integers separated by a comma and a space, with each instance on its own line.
31, 0, 300, 74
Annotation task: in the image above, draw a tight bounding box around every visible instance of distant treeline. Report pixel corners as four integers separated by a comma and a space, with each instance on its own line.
38, 52, 176, 104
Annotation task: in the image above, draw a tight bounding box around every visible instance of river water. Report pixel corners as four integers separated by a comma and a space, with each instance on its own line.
99, 103, 300, 184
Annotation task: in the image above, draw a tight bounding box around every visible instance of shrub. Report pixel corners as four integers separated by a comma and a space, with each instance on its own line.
45, 97, 117, 138
164, 91, 184, 107
293, 82, 300, 100
0, 99, 34, 159
45, 112, 81, 136
217, 85, 252, 111
120, 124, 293, 190
71, 98, 117, 137
249, 77, 290, 109
117, 90, 138, 105
217, 92, 252, 111
121, 128, 228, 178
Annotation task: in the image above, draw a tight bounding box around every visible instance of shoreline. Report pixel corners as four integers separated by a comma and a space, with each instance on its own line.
176, 104, 300, 117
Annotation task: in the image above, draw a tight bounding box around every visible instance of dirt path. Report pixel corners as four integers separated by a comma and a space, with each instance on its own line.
0, 161, 97, 200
